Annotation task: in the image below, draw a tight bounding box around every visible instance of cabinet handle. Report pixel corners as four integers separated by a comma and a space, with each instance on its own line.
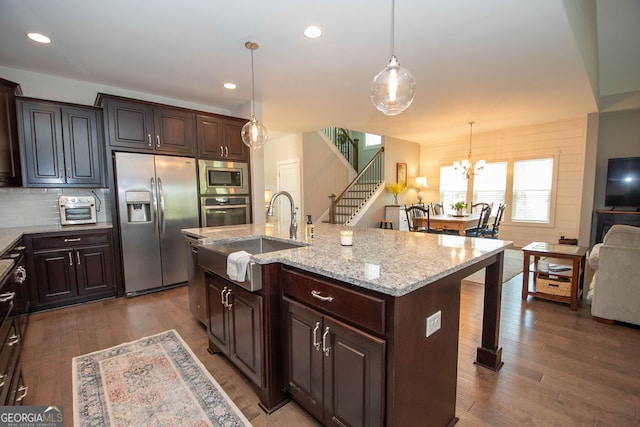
147, 134, 152, 147
68, 252, 73, 266
225, 289, 233, 311
322, 327, 331, 357
0, 373, 5, 388
64, 238, 81, 242
0, 292, 15, 302
67, 167, 71, 179
224, 146, 229, 157
7, 334, 20, 347
220, 146, 224, 157
15, 386, 29, 402
311, 290, 334, 303
15, 267, 26, 284
156, 135, 161, 148
76, 250, 81, 265
312, 322, 321, 351
221, 287, 228, 307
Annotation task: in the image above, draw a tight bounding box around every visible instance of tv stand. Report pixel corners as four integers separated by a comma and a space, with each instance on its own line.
595, 210, 640, 242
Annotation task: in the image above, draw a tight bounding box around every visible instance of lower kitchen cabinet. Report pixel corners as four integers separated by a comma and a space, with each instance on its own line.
281, 267, 386, 427
206, 272, 263, 386
25, 229, 116, 311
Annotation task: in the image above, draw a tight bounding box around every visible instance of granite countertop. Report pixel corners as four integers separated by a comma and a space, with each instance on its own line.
0, 222, 113, 258
183, 222, 513, 297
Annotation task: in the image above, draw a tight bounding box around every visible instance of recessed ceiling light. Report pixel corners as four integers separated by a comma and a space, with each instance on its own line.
223, 82, 237, 90
26, 32, 51, 44
304, 26, 322, 39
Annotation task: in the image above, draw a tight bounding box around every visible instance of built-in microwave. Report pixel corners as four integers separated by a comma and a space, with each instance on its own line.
198, 160, 249, 195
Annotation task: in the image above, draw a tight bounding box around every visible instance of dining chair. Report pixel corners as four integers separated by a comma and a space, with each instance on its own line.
466, 204, 492, 237
471, 202, 491, 213
430, 202, 444, 216
404, 205, 437, 233
482, 203, 506, 238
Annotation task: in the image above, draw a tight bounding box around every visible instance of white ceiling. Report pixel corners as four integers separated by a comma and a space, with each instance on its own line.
0, 0, 639, 143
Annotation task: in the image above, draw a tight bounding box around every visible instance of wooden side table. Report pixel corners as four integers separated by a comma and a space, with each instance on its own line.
521, 242, 588, 311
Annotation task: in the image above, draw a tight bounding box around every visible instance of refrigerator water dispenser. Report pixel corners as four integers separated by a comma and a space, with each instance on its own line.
125, 191, 151, 222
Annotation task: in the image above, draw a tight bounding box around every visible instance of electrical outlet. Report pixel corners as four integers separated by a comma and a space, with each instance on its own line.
426, 310, 442, 337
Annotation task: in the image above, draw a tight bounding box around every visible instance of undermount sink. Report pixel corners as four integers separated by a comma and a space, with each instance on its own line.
198, 236, 307, 291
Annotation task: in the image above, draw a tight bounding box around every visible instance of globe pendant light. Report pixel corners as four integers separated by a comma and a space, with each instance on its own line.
241, 41, 268, 149
370, 0, 416, 116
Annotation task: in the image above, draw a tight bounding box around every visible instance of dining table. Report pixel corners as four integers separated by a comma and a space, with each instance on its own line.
414, 213, 480, 235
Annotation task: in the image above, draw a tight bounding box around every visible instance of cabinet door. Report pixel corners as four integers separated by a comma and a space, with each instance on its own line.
104, 99, 154, 151
75, 245, 115, 295
323, 316, 385, 427
284, 297, 324, 421
207, 274, 230, 354
227, 285, 263, 386
0, 79, 22, 187
196, 114, 224, 159
32, 249, 78, 304
18, 101, 66, 185
153, 108, 195, 155
61, 107, 104, 186
223, 118, 248, 161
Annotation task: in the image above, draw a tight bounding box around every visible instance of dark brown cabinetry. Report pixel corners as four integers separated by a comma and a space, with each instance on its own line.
197, 114, 248, 161
206, 272, 263, 386
0, 78, 22, 187
0, 248, 28, 405
25, 230, 116, 311
281, 267, 386, 427
17, 99, 105, 187
101, 95, 195, 156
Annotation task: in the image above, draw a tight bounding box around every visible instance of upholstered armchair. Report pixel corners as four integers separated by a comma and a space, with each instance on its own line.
587, 224, 640, 326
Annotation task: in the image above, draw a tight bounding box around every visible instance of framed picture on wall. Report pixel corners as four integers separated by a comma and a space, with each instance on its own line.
396, 163, 407, 186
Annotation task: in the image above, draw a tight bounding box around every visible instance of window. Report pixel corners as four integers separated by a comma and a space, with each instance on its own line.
440, 166, 467, 212
364, 133, 382, 148
472, 162, 507, 210
511, 158, 554, 223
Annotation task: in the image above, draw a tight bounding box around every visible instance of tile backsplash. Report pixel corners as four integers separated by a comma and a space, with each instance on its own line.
0, 187, 111, 228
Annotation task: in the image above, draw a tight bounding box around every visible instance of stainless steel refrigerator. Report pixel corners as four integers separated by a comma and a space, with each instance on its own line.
115, 152, 199, 294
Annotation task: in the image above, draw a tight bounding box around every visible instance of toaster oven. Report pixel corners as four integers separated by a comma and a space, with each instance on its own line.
58, 195, 97, 225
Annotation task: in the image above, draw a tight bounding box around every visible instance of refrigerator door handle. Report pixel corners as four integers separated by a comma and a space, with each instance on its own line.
158, 177, 166, 234
151, 177, 158, 234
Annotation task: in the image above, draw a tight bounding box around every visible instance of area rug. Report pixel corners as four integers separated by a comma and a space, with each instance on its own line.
462, 248, 524, 285
72, 330, 251, 426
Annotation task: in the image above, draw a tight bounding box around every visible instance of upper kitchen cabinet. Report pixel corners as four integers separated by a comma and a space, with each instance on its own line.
197, 114, 248, 161
0, 78, 23, 187
17, 98, 105, 187
99, 95, 195, 156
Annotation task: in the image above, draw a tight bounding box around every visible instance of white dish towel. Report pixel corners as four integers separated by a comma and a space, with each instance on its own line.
227, 251, 251, 282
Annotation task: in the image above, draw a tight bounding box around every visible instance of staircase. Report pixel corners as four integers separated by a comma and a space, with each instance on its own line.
328, 147, 385, 225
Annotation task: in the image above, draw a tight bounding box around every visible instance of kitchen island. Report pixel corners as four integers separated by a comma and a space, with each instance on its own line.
183, 222, 512, 426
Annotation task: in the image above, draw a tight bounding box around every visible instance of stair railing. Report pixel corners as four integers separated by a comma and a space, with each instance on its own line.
329, 147, 384, 224
323, 127, 359, 171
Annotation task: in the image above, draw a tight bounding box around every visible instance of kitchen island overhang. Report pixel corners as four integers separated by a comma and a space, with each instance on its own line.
183, 222, 512, 426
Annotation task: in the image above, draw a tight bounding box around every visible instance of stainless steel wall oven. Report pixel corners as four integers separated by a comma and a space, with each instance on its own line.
201, 196, 251, 227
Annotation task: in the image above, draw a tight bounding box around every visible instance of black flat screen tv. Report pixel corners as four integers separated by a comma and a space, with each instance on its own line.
605, 157, 640, 208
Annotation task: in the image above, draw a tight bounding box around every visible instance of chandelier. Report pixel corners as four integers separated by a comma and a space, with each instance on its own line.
453, 121, 485, 179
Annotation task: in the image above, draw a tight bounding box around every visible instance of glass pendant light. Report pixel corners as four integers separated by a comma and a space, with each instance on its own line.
241, 41, 268, 149
370, 0, 416, 116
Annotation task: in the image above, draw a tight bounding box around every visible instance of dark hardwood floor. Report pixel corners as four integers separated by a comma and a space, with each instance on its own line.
20, 269, 640, 426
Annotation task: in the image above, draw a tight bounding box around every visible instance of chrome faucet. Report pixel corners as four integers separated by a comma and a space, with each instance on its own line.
266, 191, 298, 239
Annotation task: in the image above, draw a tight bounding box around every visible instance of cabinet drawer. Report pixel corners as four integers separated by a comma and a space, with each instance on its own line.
0, 318, 20, 404
31, 232, 108, 250
281, 267, 386, 335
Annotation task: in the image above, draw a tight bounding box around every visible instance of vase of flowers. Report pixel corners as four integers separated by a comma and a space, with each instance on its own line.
450, 201, 467, 216
386, 182, 406, 205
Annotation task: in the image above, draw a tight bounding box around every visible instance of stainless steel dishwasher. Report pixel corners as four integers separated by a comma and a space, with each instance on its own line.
184, 235, 206, 325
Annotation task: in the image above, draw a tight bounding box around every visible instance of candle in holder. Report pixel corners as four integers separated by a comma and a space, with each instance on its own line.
340, 230, 353, 246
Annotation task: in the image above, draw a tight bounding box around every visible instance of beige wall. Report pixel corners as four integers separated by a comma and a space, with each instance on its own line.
420, 118, 589, 247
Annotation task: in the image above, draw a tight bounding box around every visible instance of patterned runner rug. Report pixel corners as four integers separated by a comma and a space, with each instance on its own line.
462, 248, 524, 285
72, 330, 251, 426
